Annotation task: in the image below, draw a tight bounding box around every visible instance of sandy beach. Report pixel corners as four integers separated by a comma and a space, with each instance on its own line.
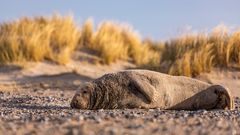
0, 54, 239, 134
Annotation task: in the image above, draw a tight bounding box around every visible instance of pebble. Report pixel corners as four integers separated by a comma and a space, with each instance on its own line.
0, 92, 239, 135
223, 112, 229, 116
183, 113, 189, 118
93, 116, 102, 123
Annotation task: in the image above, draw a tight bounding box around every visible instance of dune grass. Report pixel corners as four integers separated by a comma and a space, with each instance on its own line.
0, 15, 240, 77
0, 15, 80, 65
79, 18, 93, 47
80, 21, 240, 77
80, 20, 158, 65
153, 25, 240, 77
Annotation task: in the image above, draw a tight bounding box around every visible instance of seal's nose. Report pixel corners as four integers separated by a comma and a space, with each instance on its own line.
70, 93, 79, 108
70, 95, 79, 108
70, 99, 76, 108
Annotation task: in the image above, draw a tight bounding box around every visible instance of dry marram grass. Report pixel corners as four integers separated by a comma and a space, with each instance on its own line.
0, 15, 240, 77
0, 15, 80, 64
157, 25, 240, 77
84, 20, 158, 65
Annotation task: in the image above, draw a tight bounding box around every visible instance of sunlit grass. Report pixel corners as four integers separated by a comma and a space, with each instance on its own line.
153, 25, 240, 77
83, 20, 157, 65
1, 15, 240, 77
79, 18, 94, 47
0, 15, 80, 65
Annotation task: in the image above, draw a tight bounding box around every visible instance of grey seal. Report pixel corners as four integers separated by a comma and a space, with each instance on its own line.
70, 70, 234, 110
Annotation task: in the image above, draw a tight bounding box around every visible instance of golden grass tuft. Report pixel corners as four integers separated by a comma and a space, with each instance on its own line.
0, 15, 80, 65
91, 21, 129, 64
155, 25, 240, 77
85, 20, 156, 65
79, 18, 94, 47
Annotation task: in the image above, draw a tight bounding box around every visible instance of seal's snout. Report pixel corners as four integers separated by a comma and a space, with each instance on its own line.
70, 91, 90, 109
70, 101, 74, 108
70, 93, 80, 108
70, 83, 93, 109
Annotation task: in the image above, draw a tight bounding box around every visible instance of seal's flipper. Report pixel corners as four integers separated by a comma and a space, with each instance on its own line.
129, 79, 155, 103
211, 85, 234, 110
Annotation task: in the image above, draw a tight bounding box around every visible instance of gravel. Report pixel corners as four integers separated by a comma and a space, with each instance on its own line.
0, 89, 239, 135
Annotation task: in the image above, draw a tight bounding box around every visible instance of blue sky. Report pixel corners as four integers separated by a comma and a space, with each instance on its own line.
0, 0, 239, 40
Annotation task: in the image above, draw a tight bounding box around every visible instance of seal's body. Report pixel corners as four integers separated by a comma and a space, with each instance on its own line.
70, 70, 234, 110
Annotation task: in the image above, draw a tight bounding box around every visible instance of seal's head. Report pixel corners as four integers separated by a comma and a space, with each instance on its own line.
70, 83, 93, 109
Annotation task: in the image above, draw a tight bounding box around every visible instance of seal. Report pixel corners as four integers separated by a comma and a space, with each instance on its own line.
70, 70, 234, 110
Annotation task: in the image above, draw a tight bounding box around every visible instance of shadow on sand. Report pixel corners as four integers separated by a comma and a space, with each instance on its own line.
21, 72, 94, 83
14, 72, 95, 90
0, 65, 22, 73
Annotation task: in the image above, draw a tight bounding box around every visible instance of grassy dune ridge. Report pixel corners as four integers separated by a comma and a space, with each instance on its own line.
0, 15, 240, 76
0, 15, 80, 64
161, 27, 240, 77
80, 19, 159, 65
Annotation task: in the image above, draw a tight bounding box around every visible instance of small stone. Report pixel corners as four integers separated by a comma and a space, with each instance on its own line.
183, 113, 189, 118
93, 116, 102, 123
39, 83, 49, 89
108, 129, 117, 135
202, 110, 208, 114
216, 119, 229, 129
223, 112, 229, 116
109, 112, 115, 118
79, 116, 84, 121
126, 124, 142, 129
73, 80, 81, 86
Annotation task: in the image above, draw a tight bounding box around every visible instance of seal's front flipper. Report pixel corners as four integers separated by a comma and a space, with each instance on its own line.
129, 79, 155, 103
211, 85, 234, 110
